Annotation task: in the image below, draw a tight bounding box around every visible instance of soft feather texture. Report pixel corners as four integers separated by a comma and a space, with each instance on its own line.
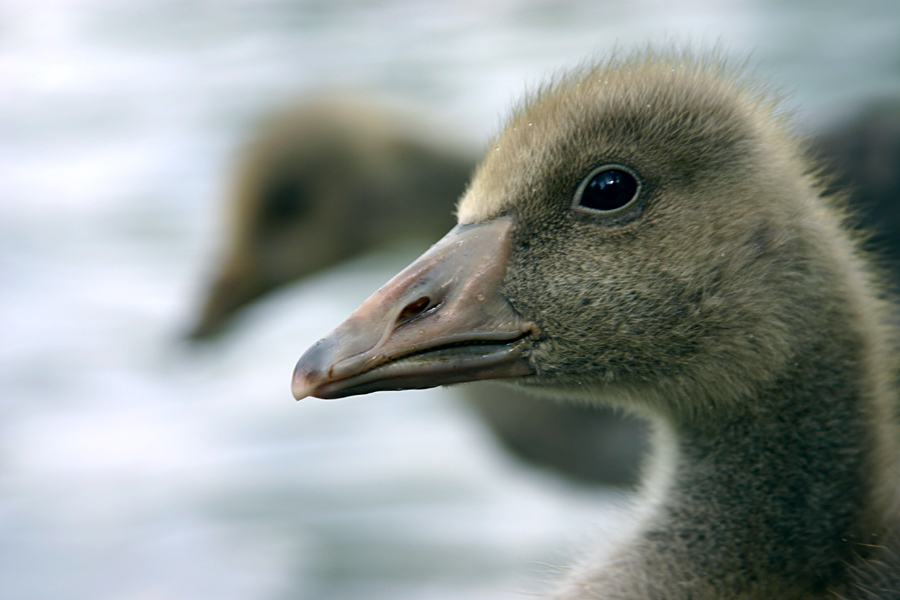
453, 50, 900, 599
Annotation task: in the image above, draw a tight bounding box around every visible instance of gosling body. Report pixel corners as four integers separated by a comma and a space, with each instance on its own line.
292, 51, 900, 599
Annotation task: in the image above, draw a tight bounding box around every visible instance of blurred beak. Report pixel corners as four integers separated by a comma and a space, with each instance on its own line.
292, 216, 536, 399
187, 267, 269, 340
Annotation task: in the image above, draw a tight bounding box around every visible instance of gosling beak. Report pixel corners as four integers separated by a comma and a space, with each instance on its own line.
188, 268, 268, 340
292, 216, 536, 399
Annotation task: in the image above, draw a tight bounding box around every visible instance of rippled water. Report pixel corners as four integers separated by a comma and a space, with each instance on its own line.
2, 1, 899, 599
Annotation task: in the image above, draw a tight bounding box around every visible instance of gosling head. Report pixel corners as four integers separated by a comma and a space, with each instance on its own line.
190, 98, 470, 339
292, 52, 857, 418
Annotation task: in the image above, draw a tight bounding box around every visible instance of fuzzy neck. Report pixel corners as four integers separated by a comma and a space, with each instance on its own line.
673, 372, 867, 576
559, 338, 894, 599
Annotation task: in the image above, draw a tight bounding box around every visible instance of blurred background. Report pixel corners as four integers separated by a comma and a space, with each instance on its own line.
2, 1, 899, 599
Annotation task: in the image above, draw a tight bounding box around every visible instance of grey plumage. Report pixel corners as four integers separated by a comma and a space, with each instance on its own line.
461, 51, 900, 600
294, 50, 900, 599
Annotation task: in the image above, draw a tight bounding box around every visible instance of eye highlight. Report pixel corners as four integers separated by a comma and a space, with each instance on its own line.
574, 165, 640, 213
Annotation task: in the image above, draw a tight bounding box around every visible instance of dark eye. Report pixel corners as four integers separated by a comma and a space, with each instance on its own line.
575, 166, 640, 212
263, 178, 309, 224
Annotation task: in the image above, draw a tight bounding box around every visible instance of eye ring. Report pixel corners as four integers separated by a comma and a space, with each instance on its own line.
572, 164, 641, 214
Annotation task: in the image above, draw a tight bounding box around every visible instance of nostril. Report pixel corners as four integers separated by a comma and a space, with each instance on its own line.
396, 296, 431, 325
